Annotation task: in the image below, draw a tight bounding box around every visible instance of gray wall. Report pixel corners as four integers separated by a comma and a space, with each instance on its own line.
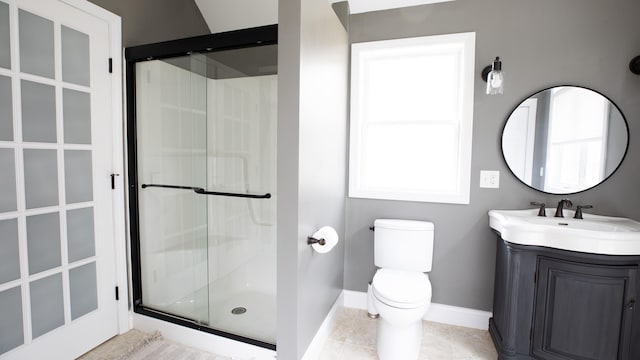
87, 0, 210, 47
277, 0, 348, 358
345, 0, 640, 311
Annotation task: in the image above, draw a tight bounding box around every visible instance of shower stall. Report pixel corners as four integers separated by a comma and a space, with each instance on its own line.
126, 26, 277, 349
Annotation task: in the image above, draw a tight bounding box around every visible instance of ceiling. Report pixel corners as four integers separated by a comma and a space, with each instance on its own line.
194, 0, 278, 33
331, 0, 453, 14
194, 0, 453, 33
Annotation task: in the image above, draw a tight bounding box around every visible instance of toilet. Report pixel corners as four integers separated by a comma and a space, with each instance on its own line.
367, 219, 434, 360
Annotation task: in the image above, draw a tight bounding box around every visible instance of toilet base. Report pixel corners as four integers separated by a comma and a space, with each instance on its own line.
367, 282, 379, 318
376, 317, 423, 360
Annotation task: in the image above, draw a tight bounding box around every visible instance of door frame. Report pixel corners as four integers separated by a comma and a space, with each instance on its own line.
60, 0, 129, 335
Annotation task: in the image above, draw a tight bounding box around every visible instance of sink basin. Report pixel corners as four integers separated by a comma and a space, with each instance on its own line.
488, 209, 640, 255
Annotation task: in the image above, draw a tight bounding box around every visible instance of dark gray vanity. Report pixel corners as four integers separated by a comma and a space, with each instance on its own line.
491, 85, 638, 359
490, 235, 640, 360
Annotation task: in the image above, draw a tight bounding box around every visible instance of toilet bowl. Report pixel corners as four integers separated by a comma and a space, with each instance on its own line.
371, 268, 432, 360
370, 219, 435, 360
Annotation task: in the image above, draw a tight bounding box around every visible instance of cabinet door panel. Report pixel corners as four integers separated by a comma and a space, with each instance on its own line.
533, 258, 636, 360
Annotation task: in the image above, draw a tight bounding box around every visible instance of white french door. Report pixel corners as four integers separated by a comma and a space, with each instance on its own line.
0, 0, 122, 359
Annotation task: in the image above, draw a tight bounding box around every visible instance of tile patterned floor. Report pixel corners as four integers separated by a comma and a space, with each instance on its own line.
78, 330, 232, 360
78, 329, 154, 359
319, 308, 498, 359
81, 308, 497, 359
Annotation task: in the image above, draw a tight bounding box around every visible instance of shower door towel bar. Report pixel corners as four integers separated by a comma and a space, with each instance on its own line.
141, 183, 271, 199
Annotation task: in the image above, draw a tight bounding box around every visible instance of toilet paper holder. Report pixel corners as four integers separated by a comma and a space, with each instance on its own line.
307, 236, 326, 246
308, 226, 339, 254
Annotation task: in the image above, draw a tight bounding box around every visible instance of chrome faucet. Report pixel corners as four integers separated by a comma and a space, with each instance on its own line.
554, 199, 573, 218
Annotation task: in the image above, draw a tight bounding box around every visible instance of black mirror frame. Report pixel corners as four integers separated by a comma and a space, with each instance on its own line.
500, 85, 630, 195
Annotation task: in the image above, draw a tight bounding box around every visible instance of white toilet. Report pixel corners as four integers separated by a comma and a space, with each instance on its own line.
368, 219, 434, 360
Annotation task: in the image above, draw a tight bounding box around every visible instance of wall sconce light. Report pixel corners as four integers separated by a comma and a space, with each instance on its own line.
482, 56, 504, 95
630, 55, 640, 75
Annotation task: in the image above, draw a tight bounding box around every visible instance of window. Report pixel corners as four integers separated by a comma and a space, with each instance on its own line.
544, 87, 609, 193
349, 32, 475, 204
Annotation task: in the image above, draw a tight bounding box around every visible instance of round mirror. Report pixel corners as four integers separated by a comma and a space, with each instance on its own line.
501, 86, 629, 194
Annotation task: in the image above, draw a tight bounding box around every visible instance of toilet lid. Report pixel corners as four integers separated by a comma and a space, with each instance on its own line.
372, 269, 431, 308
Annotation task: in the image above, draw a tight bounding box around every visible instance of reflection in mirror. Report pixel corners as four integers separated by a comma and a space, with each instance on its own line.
502, 86, 628, 194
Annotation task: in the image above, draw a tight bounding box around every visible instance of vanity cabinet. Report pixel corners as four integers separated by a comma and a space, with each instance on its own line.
490, 235, 640, 360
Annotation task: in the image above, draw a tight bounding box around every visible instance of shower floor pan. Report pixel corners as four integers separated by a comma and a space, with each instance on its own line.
209, 290, 276, 344
161, 288, 276, 346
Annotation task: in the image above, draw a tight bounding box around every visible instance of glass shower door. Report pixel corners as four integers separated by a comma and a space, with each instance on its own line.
205, 60, 277, 344
129, 34, 278, 348
135, 54, 210, 324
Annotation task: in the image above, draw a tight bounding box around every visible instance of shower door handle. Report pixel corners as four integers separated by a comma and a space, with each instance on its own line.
141, 183, 271, 199
193, 188, 271, 199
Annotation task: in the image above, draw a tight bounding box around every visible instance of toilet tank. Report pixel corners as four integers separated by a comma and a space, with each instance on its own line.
374, 219, 434, 272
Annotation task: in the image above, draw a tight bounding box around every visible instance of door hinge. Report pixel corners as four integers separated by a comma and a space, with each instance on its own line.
529, 327, 533, 340
534, 272, 537, 284
115, 286, 119, 301
108, 58, 113, 73
111, 173, 120, 190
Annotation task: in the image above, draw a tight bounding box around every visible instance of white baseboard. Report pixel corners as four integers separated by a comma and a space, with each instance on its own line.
424, 303, 491, 330
343, 289, 368, 310
342, 290, 491, 330
301, 292, 344, 360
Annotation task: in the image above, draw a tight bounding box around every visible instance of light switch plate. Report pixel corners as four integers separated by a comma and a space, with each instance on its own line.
480, 170, 500, 188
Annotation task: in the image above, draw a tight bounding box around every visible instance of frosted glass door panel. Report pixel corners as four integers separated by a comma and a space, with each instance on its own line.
23, 149, 58, 209
18, 9, 54, 79
64, 150, 93, 203
0, 148, 17, 212
21, 80, 56, 143
30, 273, 64, 338
69, 262, 98, 320
26, 212, 61, 275
0, 219, 20, 283
67, 207, 95, 262
63, 89, 91, 144
0, 75, 12, 140
136, 56, 209, 324
0, 287, 23, 354
61, 26, 90, 86
0, 1, 10, 69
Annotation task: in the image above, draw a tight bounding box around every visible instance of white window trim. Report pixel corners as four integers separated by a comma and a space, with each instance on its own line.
348, 32, 475, 204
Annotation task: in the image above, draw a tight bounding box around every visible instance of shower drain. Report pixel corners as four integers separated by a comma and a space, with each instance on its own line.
231, 307, 247, 315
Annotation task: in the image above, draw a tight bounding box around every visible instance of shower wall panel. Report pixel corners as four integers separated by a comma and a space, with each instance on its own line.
206, 76, 277, 283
